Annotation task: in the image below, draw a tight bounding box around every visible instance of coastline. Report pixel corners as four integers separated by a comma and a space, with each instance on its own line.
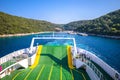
88, 34, 120, 39
0, 31, 52, 38
0, 31, 120, 39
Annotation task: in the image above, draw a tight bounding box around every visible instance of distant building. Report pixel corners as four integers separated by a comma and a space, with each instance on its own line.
55, 28, 62, 32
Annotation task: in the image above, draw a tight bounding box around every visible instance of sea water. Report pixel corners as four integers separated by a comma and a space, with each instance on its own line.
0, 32, 120, 73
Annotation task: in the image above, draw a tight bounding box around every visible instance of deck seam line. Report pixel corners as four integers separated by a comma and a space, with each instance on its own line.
60, 65, 62, 80
12, 70, 26, 80
24, 68, 34, 80
70, 69, 74, 80
36, 65, 45, 80
73, 69, 86, 80
48, 65, 53, 80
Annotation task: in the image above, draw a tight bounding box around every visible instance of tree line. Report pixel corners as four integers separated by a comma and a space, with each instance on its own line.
0, 12, 56, 35
64, 9, 120, 36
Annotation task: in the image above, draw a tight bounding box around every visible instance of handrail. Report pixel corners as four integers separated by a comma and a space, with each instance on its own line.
0, 48, 29, 64
36, 35, 73, 38
76, 47, 120, 80
0, 57, 28, 74
77, 53, 105, 79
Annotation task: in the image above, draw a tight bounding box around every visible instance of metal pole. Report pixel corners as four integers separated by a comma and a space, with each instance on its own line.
73, 38, 77, 57
30, 38, 35, 53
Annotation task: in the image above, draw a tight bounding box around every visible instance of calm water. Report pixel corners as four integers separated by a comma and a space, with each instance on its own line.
0, 32, 120, 73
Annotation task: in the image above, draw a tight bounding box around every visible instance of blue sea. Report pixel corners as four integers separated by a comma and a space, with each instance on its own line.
0, 32, 120, 73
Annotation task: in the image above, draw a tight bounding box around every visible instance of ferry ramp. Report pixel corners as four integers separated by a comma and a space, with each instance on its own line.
2, 45, 90, 80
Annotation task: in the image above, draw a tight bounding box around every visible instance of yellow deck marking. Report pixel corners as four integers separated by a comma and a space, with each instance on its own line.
24, 69, 34, 80
82, 73, 86, 80
48, 65, 54, 80
12, 70, 25, 80
73, 69, 86, 80
60, 65, 62, 80
36, 65, 45, 80
67, 46, 74, 69
70, 69, 74, 80
30, 45, 42, 69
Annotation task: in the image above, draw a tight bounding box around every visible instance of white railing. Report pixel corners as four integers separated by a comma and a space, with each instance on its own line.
30, 36, 77, 57
0, 58, 28, 78
36, 35, 73, 38
0, 48, 29, 65
76, 47, 120, 80
0, 47, 37, 79
86, 65, 100, 80
0, 46, 37, 65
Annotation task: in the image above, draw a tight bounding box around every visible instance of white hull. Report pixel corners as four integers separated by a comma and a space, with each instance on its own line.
0, 46, 120, 80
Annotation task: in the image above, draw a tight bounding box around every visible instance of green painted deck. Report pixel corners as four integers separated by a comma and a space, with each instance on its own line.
2, 45, 90, 80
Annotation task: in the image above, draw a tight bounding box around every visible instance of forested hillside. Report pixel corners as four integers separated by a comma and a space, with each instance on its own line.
0, 12, 56, 35
0, 9, 120, 36
64, 9, 120, 36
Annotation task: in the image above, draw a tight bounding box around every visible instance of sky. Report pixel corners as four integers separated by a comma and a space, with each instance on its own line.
0, 0, 120, 24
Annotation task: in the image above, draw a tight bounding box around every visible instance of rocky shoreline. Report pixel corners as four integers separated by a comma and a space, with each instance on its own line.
88, 34, 120, 39
0, 32, 51, 37
0, 32, 120, 39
